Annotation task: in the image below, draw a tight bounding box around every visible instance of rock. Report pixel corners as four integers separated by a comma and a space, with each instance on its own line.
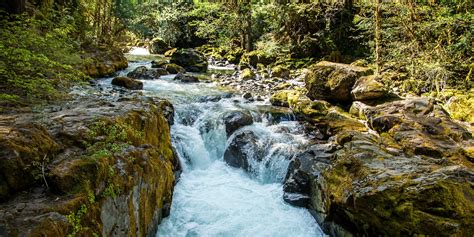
164, 48, 177, 57
165, 63, 185, 74
174, 73, 199, 83
82, 48, 128, 78
239, 50, 275, 68
223, 111, 253, 136
284, 95, 474, 236
151, 60, 168, 69
271, 65, 290, 78
223, 130, 263, 171
305, 61, 372, 102
111, 76, 143, 90
239, 68, 255, 80
149, 37, 171, 54
127, 66, 168, 79
351, 75, 389, 101
170, 48, 208, 72
242, 92, 253, 100
0, 97, 179, 236
270, 90, 301, 107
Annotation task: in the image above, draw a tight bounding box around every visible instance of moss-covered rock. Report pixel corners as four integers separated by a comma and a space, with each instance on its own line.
351, 75, 389, 101
0, 96, 179, 236
305, 61, 372, 102
82, 48, 128, 78
284, 95, 474, 236
271, 65, 290, 78
164, 48, 177, 57
239, 50, 275, 68
239, 68, 256, 80
149, 38, 171, 54
270, 90, 300, 107
170, 48, 208, 73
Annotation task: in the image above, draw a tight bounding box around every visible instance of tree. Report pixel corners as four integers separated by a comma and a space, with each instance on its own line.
374, 0, 382, 75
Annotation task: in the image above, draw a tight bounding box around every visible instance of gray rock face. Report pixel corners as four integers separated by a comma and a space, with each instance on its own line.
170, 49, 208, 72
112, 76, 143, 90
224, 130, 263, 171
127, 66, 168, 79
223, 111, 253, 136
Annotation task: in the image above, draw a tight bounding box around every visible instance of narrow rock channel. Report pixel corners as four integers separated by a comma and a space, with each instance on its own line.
99, 61, 326, 236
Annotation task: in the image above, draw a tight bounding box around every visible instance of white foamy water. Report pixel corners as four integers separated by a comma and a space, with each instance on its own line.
129, 47, 150, 55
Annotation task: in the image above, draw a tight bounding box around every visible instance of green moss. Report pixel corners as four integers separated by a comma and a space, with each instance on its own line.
239, 68, 256, 80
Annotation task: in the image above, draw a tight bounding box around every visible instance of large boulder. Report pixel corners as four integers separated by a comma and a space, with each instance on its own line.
170, 49, 208, 73
305, 61, 372, 102
351, 75, 389, 101
111, 76, 143, 90
0, 97, 179, 236
271, 65, 290, 78
127, 66, 168, 79
149, 38, 171, 54
223, 111, 253, 136
284, 96, 474, 236
223, 130, 264, 171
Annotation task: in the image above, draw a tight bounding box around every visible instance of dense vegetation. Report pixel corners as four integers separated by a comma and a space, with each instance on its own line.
1, 0, 472, 119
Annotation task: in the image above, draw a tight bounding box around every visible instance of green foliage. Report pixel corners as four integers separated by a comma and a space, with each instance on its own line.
0, 12, 89, 106
66, 204, 88, 236
356, 2, 473, 92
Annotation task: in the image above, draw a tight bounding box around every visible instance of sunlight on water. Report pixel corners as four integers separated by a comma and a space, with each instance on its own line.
129, 47, 150, 55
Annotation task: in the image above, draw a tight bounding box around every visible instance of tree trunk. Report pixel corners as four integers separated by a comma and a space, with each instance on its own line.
375, 0, 382, 75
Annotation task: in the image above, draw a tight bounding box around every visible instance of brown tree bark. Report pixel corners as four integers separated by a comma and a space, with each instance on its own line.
375, 0, 382, 75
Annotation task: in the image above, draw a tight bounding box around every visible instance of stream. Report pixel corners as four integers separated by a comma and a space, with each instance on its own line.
99, 59, 326, 237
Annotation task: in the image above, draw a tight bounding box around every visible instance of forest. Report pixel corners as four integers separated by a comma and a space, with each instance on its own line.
0, 0, 473, 236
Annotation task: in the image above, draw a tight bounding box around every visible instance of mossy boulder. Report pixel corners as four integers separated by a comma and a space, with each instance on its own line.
270, 90, 301, 107
170, 48, 208, 73
111, 76, 143, 90
174, 73, 199, 83
149, 37, 171, 54
271, 65, 290, 78
239, 68, 256, 80
0, 97, 179, 236
284, 96, 474, 236
82, 48, 128, 78
305, 61, 372, 102
165, 63, 185, 74
351, 75, 389, 101
151, 59, 168, 69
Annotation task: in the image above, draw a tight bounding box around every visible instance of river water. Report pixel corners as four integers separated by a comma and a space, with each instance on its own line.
99, 60, 325, 237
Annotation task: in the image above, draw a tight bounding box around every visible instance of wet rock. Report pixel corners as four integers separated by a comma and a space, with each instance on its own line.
149, 37, 171, 54
164, 48, 177, 57
224, 130, 263, 171
305, 61, 372, 102
165, 63, 185, 74
170, 49, 208, 72
151, 60, 168, 69
242, 92, 253, 100
351, 75, 389, 101
111, 76, 143, 90
174, 73, 199, 83
223, 111, 253, 136
127, 66, 168, 79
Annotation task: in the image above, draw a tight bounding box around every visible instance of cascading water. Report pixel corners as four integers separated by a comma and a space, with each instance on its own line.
99, 59, 326, 236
